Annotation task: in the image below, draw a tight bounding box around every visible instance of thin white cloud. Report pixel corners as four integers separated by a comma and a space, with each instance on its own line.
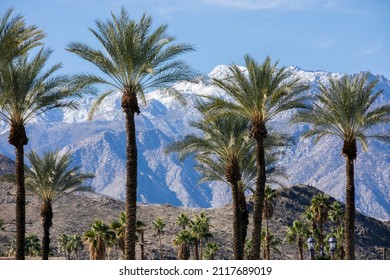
312, 36, 337, 48
198, 0, 336, 10
355, 45, 382, 58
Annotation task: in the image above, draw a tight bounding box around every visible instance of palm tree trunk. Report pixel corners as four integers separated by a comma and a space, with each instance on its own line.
231, 181, 243, 259
158, 234, 162, 260
124, 109, 138, 260
345, 156, 355, 259
140, 232, 145, 260
41, 202, 53, 260
239, 190, 249, 246
298, 240, 303, 260
194, 238, 199, 260
265, 219, 270, 260
15, 144, 25, 260
250, 135, 267, 260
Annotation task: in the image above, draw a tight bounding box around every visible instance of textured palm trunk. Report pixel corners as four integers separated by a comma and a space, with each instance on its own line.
193, 238, 199, 260
158, 233, 162, 260
230, 181, 243, 260
14, 144, 26, 260
238, 190, 249, 245
124, 109, 138, 260
250, 133, 267, 260
345, 156, 355, 259
41, 202, 53, 260
343, 139, 356, 260
298, 240, 303, 260
265, 219, 270, 260
9, 123, 29, 260
140, 232, 145, 260
123, 90, 139, 260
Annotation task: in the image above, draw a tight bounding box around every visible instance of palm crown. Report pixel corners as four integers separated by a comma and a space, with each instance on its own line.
67, 8, 195, 117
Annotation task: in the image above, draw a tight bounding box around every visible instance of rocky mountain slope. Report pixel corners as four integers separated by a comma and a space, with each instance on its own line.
1, 179, 389, 260
0, 65, 389, 220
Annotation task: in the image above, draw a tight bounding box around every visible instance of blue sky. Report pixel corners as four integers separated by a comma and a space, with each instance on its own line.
2, 0, 389, 78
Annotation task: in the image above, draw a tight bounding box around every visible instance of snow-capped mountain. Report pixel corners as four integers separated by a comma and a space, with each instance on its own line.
0, 66, 389, 220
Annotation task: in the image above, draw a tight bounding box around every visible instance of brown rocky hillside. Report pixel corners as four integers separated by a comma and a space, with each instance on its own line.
0, 155, 389, 260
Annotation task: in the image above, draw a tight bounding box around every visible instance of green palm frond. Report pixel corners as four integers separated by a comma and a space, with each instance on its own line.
67, 7, 196, 117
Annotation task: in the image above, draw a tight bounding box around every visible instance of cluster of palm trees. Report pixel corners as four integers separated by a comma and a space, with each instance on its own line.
1, 6, 389, 261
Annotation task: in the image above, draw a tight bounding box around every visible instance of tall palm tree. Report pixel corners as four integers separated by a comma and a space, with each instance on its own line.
0, 8, 44, 69
166, 114, 251, 260
83, 219, 113, 260
0, 49, 88, 260
262, 185, 278, 260
285, 220, 310, 260
201, 55, 309, 259
152, 217, 166, 260
67, 8, 195, 260
293, 73, 390, 259
309, 193, 330, 254
11, 150, 92, 260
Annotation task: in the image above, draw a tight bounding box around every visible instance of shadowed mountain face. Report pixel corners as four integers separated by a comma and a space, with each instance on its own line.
0, 66, 389, 220
0, 153, 389, 259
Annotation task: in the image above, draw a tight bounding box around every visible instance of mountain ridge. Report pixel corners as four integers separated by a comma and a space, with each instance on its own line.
0, 65, 389, 219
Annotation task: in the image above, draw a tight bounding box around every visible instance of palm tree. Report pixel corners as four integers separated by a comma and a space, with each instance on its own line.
0, 8, 44, 69
25, 234, 41, 257
204, 242, 220, 260
285, 220, 310, 260
309, 194, 330, 254
261, 229, 281, 260
201, 55, 309, 259
57, 233, 71, 260
83, 220, 113, 260
68, 234, 83, 260
0, 49, 88, 260
173, 229, 192, 260
167, 114, 251, 260
67, 8, 195, 260
152, 217, 166, 260
110, 212, 126, 257
262, 185, 278, 260
176, 213, 190, 230
13, 150, 92, 260
293, 73, 390, 259
136, 220, 147, 260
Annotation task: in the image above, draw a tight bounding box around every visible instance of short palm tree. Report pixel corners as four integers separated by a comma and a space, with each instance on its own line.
57, 233, 71, 259
152, 217, 166, 260
110, 212, 126, 256
176, 213, 190, 230
25, 234, 41, 257
68, 234, 83, 260
67, 8, 195, 260
167, 114, 251, 260
84, 220, 113, 260
136, 220, 147, 260
309, 194, 330, 254
262, 186, 278, 260
15, 150, 92, 260
293, 73, 390, 259
201, 55, 309, 259
261, 229, 281, 260
285, 220, 310, 260
0, 49, 88, 260
204, 242, 220, 260
173, 229, 192, 260
0, 8, 44, 69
